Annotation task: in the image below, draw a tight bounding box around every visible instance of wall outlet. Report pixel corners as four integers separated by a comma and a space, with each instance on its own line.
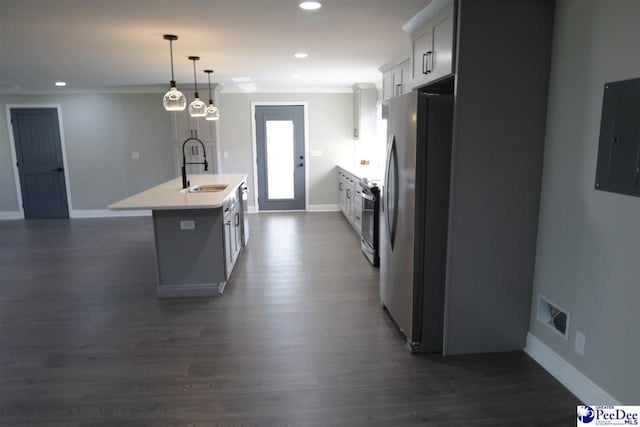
131, 151, 140, 160
180, 220, 195, 230
575, 331, 586, 356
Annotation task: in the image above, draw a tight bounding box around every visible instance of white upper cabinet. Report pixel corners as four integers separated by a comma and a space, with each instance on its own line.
381, 58, 411, 101
352, 83, 378, 140
407, 0, 455, 88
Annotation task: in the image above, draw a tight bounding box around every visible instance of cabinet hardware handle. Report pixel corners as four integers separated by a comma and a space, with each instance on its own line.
339, 182, 343, 191
347, 189, 351, 198
299, 163, 304, 167
235, 213, 240, 226
52, 167, 63, 172
426, 51, 433, 74
354, 128, 359, 138
422, 53, 428, 74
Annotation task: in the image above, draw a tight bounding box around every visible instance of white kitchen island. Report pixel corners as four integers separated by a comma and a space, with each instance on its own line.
109, 174, 249, 298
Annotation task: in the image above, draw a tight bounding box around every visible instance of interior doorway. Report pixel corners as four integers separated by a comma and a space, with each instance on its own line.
252, 103, 308, 211
8, 107, 71, 218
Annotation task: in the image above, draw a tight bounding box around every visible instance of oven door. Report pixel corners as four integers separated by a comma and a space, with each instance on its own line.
361, 189, 376, 250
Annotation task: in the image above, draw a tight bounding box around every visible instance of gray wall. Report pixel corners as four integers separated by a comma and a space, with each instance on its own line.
529, 0, 640, 403
217, 93, 354, 208
0, 93, 175, 211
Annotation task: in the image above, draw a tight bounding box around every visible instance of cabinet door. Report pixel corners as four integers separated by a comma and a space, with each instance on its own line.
353, 89, 361, 139
400, 59, 411, 94
224, 220, 233, 278
354, 190, 363, 236
382, 71, 393, 101
391, 66, 403, 97
345, 178, 353, 221
410, 1, 454, 89
411, 28, 433, 86
431, 12, 454, 81
234, 211, 242, 258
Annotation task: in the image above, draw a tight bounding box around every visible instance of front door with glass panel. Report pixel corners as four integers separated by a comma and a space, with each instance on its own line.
255, 105, 305, 210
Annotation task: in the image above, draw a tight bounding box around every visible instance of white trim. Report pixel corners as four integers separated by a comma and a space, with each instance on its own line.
250, 101, 310, 212
0, 211, 23, 220
402, 0, 452, 34
71, 209, 151, 218
5, 104, 74, 217
308, 204, 340, 212
247, 206, 257, 213
524, 333, 619, 405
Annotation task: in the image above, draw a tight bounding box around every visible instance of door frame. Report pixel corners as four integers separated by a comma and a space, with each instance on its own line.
5, 104, 74, 219
250, 102, 309, 212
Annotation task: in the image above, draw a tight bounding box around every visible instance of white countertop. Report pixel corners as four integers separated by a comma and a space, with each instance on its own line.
109, 174, 248, 211
337, 164, 384, 181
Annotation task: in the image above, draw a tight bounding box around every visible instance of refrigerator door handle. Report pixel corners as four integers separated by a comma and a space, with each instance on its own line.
385, 134, 399, 251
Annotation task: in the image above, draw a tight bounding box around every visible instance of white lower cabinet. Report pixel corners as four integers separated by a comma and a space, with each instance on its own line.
337, 167, 362, 236
223, 189, 242, 280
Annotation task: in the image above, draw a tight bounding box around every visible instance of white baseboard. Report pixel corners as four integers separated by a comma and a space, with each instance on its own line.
525, 332, 619, 405
0, 211, 23, 220
71, 209, 151, 219
308, 204, 340, 212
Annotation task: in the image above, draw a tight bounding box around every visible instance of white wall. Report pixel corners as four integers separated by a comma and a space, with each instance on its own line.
217, 92, 355, 208
529, 0, 640, 403
0, 93, 175, 213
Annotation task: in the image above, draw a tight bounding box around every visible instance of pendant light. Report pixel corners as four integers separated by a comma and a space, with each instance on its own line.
203, 70, 220, 121
188, 56, 207, 117
162, 35, 187, 111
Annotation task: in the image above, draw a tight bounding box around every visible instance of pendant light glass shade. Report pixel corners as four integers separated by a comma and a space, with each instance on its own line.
189, 97, 207, 117
203, 69, 220, 121
205, 103, 220, 121
162, 35, 186, 111
163, 86, 187, 111
188, 56, 207, 118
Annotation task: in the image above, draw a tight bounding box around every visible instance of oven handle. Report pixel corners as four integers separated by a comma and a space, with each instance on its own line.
361, 191, 375, 202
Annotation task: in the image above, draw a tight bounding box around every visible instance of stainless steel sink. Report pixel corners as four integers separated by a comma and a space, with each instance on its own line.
188, 184, 228, 193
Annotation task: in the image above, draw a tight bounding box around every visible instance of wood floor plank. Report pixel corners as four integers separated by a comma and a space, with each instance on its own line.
0, 213, 578, 426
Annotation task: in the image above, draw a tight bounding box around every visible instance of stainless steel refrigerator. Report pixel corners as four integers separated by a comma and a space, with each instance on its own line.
380, 90, 454, 353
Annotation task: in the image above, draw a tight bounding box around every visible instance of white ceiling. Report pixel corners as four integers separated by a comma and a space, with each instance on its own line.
0, 0, 429, 94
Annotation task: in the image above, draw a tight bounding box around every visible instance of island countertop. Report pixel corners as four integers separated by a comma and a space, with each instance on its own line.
109, 174, 248, 211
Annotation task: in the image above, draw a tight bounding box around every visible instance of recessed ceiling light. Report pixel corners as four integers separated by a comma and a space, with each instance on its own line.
299, 1, 322, 10
294, 53, 308, 59
232, 76, 252, 83
55, 81, 66, 87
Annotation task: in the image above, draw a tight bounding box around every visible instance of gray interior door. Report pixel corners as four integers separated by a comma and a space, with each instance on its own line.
11, 108, 69, 218
255, 105, 305, 210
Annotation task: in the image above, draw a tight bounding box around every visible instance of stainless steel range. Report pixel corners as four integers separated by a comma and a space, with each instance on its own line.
360, 179, 381, 266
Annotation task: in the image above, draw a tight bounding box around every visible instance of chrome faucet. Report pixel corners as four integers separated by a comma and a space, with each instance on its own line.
181, 130, 208, 189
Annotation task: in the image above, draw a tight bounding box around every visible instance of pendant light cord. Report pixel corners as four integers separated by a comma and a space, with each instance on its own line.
207, 72, 213, 103
169, 41, 175, 82
192, 59, 199, 97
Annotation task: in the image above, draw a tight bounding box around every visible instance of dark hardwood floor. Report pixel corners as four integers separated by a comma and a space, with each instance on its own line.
0, 213, 578, 426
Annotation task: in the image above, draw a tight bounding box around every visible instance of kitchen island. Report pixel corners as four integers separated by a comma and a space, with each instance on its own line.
109, 174, 249, 298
